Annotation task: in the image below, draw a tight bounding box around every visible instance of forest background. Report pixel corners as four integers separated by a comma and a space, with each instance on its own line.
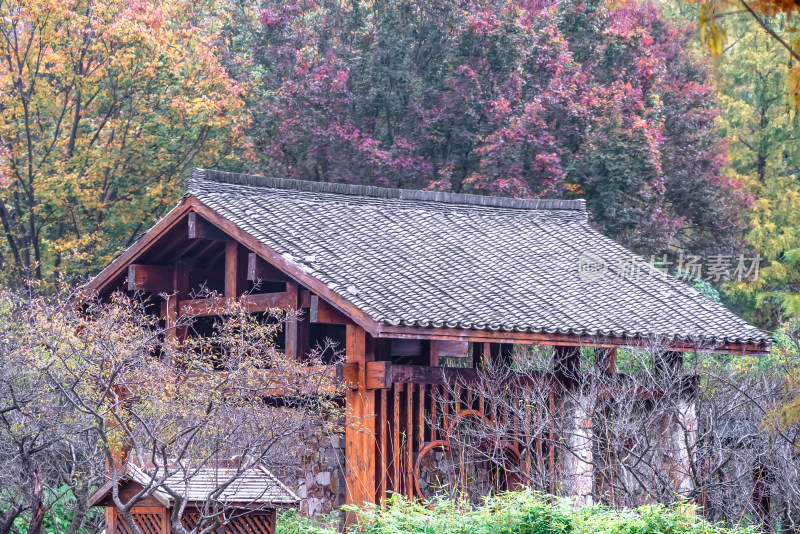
1, 0, 798, 332
2, 0, 800, 530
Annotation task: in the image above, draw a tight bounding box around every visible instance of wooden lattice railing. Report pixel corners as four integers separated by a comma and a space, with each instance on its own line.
112, 507, 275, 534
373, 372, 560, 502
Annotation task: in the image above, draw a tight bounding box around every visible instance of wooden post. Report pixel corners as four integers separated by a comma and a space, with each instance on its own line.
379, 388, 388, 504
164, 264, 189, 348
285, 280, 303, 360
549, 390, 556, 494
345, 324, 377, 518
429, 341, 440, 367
655, 350, 683, 377
596, 348, 617, 375
554, 346, 581, 388
224, 241, 238, 299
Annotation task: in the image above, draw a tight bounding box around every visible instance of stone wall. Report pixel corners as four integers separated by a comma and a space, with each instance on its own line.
296, 434, 346, 517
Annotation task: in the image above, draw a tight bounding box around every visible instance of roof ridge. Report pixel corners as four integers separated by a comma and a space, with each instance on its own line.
188, 168, 587, 212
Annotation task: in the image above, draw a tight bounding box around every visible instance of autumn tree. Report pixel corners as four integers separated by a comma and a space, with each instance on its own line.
223, 0, 749, 258
0, 290, 102, 534
1, 288, 344, 534
696, 12, 800, 329
0, 0, 246, 287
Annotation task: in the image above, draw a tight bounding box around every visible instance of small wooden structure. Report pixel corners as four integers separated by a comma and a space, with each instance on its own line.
85, 168, 771, 511
89, 464, 298, 534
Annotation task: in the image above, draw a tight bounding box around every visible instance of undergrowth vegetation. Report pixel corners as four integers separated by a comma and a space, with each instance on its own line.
277, 491, 756, 534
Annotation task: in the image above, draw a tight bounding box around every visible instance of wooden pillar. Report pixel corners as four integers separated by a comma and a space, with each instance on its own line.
224, 241, 239, 299
429, 341, 440, 367
285, 280, 310, 360
164, 264, 189, 347
554, 346, 581, 388
596, 348, 617, 375
345, 324, 376, 517
655, 350, 683, 377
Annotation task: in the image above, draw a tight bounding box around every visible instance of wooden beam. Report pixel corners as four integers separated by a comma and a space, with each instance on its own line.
375, 324, 771, 355
188, 212, 231, 241
247, 253, 290, 282
345, 324, 377, 513
361, 363, 560, 393
127, 264, 175, 293
178, 292, 289, 316
311, 294, 352, 324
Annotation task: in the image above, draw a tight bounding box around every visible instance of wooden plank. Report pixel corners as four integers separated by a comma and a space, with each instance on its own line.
344, 325, 376, 512
310, 295, 352, 325
247, 253, 290, 282
188, 212, 232, 241
366, 361, 393, 389
178, 292, 289, 316
84, 202, 196, 296
167, 264, 189, 346
300, 289, 311, 308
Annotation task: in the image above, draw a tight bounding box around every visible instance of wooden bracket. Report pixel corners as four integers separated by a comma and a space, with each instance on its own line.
247, 253, 290, 282
366, 361, 393, 389
188, 212, 232, 241
178, 292, 289, 316
310, 295, 352, 324
127, 264, 174, 293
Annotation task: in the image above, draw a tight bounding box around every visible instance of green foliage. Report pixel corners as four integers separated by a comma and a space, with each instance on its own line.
278, 492, 755, 534
11, 485, 100, 534
709, 13, 800, 328
692, 280, 722, 303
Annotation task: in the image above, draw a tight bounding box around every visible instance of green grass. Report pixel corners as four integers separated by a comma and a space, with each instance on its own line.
278, 491, 756, 534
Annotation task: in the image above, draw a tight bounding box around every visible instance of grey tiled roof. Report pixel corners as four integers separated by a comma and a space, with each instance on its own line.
186, 168, 770, 347
129, 464, 299, 506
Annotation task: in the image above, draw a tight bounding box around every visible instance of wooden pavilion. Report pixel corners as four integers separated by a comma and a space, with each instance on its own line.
89, 464, 298, 534
85, 168, 771, 511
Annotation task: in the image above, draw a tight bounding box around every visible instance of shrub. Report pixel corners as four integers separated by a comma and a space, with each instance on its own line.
278, 491, 757, 534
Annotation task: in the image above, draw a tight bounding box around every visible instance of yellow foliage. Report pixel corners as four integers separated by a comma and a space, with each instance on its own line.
0, 0, 248, 284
